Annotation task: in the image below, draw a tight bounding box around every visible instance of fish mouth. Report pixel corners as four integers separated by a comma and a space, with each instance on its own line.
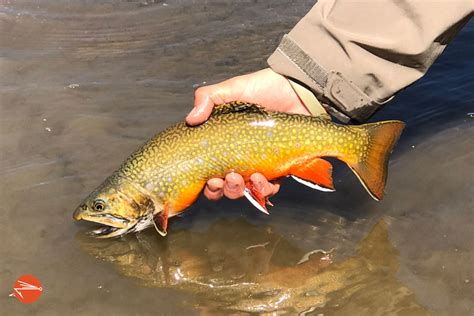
89, 225, 132, 238
90, 215, 153, 238
89, 215, 154, 238
75, 212, 134, 238
86, 216, 135, 238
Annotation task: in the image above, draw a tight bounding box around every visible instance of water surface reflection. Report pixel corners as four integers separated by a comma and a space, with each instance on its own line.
78, 219, 428, 314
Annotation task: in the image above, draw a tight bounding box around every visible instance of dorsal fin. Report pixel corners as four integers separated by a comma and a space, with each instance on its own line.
211, 101, 268, 116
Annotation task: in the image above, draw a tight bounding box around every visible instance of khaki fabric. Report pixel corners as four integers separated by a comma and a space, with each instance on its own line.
268, 0, 473, 122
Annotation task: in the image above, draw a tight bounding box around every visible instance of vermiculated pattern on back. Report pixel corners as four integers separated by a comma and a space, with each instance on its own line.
116, 102, 370, 213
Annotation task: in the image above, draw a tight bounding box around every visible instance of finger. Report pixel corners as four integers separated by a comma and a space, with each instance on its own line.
223, 172, 245, 199
250, 173, 273, 197
187, 86, 226, 126
269, 181, 281, 197
207, 177, 225, 192
204, 178, 225, 200
186, 96, 214, 126
204, 186, 224, 200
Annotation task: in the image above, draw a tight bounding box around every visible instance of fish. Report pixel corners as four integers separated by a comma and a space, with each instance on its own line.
73, 101, 404, 238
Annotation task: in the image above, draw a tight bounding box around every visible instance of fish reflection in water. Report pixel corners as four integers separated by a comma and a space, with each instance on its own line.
77, 218, 428, 314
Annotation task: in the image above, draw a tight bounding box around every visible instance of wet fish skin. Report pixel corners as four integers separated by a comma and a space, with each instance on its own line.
73, 102, 404, 237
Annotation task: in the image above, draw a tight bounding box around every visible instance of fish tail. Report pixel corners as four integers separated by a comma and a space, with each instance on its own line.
345, 120, 405, 201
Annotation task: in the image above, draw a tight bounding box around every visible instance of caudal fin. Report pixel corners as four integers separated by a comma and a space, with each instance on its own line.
347, 121, 405, 201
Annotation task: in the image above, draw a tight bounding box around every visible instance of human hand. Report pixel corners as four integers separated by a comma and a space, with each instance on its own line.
186, 68, 309, 125
186, 68, 311, 201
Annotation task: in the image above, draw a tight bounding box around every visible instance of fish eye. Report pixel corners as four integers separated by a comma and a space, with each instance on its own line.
93, 199, 106, 211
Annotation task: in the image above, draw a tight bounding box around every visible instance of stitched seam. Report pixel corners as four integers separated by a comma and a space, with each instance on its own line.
277, 36, 329, 90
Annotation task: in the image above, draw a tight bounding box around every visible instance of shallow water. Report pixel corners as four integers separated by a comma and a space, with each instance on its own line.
1, 1, 473, 315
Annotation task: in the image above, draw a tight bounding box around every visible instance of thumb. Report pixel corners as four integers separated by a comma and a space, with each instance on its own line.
186, 95, 214, 126
186, 84, 231, 126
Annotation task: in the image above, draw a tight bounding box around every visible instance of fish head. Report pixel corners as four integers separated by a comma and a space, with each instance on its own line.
73, 177, 157, 238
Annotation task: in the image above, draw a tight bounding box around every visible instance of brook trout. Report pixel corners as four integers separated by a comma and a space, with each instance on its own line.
73, 102, 404, 238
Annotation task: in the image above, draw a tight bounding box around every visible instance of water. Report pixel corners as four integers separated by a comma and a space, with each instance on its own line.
1, 1, 472, 314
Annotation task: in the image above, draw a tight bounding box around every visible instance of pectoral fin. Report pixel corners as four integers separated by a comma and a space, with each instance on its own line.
290, 158, 335, 192
153, 205, 169, 236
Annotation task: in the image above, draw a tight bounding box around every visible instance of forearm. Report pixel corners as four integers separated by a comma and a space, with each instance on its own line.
268, 0, 473, 122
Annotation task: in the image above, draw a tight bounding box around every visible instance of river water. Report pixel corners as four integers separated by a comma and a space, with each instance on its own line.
1, 1, 472, 315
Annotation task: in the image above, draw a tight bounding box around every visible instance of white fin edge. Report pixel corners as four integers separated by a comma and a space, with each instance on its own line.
348, 166, 380, 201
291, 175, 335, 192
243, 188, 269, 215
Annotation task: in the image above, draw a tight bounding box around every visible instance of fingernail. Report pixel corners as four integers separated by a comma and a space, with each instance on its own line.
208, 185, 220, 193
226, 183, 239, 191
189, 107, 198, 117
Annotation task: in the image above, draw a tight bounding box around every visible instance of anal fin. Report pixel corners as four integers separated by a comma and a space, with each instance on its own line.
290, 158, 335, 192
291, 175, 335, 192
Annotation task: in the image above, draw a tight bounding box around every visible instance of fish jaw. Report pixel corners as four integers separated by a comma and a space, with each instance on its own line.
74, 209, 133, 238
91, 214, 154, 238
76, 213, 130, 228
90, 226, 132, 238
